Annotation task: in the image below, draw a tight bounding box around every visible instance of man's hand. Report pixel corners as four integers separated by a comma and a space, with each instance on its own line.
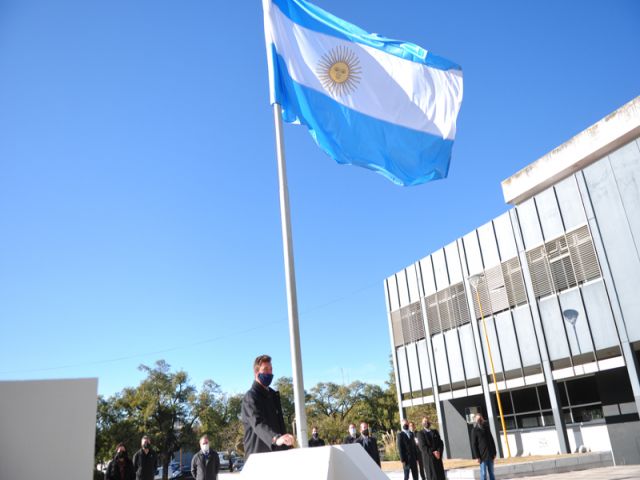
477, 458, 481, 464
275, 434, 295, 447
433, 451, 441, 460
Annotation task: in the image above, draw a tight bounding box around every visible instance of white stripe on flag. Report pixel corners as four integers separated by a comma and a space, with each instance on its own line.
265, 1, 463, 140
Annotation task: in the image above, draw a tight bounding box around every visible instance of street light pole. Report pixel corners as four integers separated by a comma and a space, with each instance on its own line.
563, 309, 581, 355
469, 274, 512, 458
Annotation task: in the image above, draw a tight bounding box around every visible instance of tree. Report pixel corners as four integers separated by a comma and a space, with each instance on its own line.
129, 360, 198, 480
192, 379, 227, 450
94, 358, 407, 470
95, 394, 139, 467
273, 377, 295, 432
217, 393, 244, 453
307, 381, 365, 421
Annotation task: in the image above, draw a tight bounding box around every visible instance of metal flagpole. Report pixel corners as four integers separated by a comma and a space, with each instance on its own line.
272, 102, 309, 448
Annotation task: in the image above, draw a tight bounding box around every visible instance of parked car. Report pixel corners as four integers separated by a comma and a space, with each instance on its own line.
154, 463, 181, 480
171, 465, 194, 479
218, 452, 232, 471
230, 455, 244, 472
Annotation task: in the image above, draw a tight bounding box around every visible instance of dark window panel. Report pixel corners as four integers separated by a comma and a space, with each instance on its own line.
517, 414, 542, 429
538, 385, 552, 410
558, 382, 569, 407
572, 406, 604, 423
494, 392, 514, 415
511, 387, 540, 413
542, 411, 555, 427
566, 376, 599, 405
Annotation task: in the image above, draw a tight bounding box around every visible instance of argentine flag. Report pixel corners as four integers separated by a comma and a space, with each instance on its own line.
262, 0, 463, 187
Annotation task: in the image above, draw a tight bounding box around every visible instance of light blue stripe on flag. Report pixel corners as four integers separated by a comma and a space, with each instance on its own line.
263, 0, 463, 186
272, 48, 453, 186
270, 0, 461, 71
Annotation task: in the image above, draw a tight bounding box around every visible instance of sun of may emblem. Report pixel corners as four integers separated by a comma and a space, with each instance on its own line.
317, 46, 362, 96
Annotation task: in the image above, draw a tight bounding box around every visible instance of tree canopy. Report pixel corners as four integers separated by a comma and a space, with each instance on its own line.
95, 357, 434, 477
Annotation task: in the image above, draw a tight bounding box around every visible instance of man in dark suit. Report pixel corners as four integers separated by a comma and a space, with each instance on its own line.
343, 423, 359, 444
241, 354, 295, 459
190, 435, 220, 480
409, 422, 426, 480
356, 421, 381, 466
409, 422, 427, 480
308, 426, 326, 447
397, 419, 419, 480
417, 417, 445, 480
132, 436, 157, 480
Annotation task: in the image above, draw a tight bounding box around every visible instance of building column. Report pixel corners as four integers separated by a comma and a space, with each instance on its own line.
509, 210, 571, 454
415, 265, 449, 459
456, 239, 502, 457
576, 172, 640, 415
384, 278, 406, 424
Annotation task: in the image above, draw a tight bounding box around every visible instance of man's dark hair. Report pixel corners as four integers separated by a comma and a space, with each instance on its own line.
253, 354, 272, 372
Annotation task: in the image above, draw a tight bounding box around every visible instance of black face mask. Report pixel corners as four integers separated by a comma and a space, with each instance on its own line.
402, 424, 409, 430
117, 452, 126, 459
423, 422, 431, 429
312, 433, 318, 439
362, 429, 370, 437
143, 443, 150, 450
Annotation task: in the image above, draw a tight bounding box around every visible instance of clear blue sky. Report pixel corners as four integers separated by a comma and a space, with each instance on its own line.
1, 0, 638, 398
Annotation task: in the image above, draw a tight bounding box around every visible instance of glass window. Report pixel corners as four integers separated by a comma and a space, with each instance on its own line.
512, 387, 540, 413
538, 385, 552, 410
542, 411, 555, 427
558, 382, 569, 407
494, 392, 514, 415
572, 405, 604, 423
517, 413, 541, 429
566, 376, 599, 405
498, 415, 517, 431
563, 408, 573, 424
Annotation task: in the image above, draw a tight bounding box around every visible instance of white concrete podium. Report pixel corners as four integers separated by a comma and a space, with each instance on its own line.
240, 444, 388, 480
0, 378, 98, 480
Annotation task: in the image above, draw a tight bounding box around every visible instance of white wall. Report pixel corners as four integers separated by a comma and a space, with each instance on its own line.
567, 424, 612, 454
0, 378, 98, 480
500, 428, 560, 456
499, 424, 612, 457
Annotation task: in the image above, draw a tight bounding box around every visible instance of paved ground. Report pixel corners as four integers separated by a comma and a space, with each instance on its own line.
219, 465, 640, 479
505, 465, 640, 480
218, 465, 640, 480
382, 466, 640, 480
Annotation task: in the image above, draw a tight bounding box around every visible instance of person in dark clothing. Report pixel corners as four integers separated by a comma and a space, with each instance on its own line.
409, 422, 426, 480
308, 426, 326, 447
471, 414, 497, 480
356, 422, 381, 467
105, 443, 135, 480
397, 419, 419, 480
241, 354, 295, 459
417, 417, 445, 480
342, 423, 359, 444
132, 435, 157, 480
191, 435, 220, 480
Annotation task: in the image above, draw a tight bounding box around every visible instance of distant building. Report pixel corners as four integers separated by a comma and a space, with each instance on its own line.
385, 97, 640, 465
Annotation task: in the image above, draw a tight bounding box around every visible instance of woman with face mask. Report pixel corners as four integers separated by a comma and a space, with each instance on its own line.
105, 443, 136, 480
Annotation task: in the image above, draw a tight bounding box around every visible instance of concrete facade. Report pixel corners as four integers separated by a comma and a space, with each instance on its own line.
385, 97, 640, 465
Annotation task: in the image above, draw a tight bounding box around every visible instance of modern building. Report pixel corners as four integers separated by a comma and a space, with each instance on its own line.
385, 97, 640, 465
